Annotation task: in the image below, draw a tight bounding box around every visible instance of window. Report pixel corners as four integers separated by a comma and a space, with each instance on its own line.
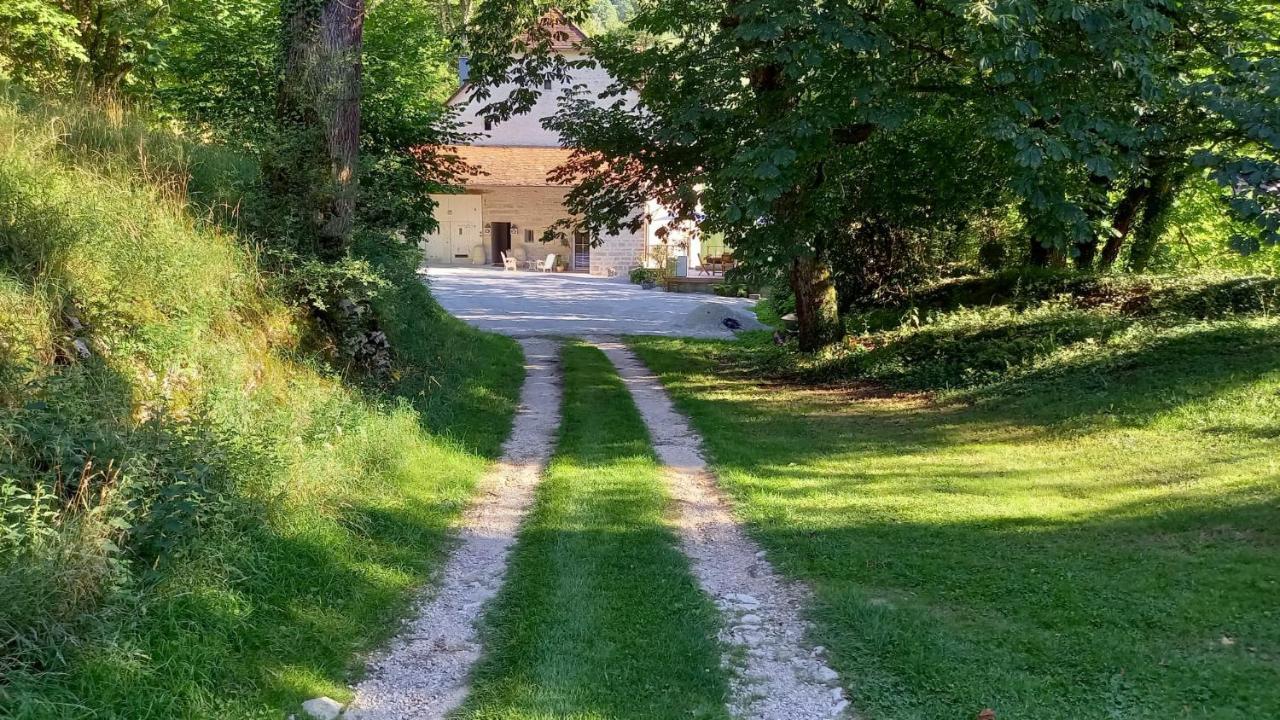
525, 229, 535, 244
544, 78, 553, 90
483, 117, 492, 131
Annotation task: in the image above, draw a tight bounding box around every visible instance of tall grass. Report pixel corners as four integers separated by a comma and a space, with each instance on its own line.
0, 87, 522, 718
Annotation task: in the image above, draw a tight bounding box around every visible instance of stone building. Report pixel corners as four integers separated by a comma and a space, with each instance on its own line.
420, 12, 699, 276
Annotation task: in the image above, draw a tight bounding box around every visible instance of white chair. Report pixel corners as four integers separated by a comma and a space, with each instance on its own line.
500, 251, 519, 271
533, 253, 557, 272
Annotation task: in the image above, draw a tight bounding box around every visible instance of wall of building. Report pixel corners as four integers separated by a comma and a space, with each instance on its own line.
427, 187, 645, 275
451, 54, 637, 148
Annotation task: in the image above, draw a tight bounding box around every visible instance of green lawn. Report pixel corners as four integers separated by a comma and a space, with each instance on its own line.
459, 343, 730, 720
630, 321, 1280, 720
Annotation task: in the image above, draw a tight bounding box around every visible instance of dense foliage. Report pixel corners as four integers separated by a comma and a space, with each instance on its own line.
0, 0, 474, 371
465, 0, 1279, 349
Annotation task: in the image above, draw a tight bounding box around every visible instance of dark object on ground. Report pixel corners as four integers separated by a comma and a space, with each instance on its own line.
641, 280, 657, 290
723, 317, 741, 330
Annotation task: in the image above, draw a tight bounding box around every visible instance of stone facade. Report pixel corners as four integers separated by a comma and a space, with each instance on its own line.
591, 226, 646, 276
429, 186, 645, 275
454, 48, 627, 150
429, 17, 662, 277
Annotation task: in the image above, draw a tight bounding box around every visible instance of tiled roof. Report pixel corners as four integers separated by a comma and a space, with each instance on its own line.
447, 145, 575, 187
533, 9, 588, 50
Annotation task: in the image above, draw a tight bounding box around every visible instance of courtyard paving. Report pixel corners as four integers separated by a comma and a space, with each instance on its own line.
424, 265, 762, 338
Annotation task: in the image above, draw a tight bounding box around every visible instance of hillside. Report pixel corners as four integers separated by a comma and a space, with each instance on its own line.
0, 89, 522, 718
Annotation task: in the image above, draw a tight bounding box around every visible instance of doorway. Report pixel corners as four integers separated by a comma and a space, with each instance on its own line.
490, 222, 511, 265
573, 231, 591, 271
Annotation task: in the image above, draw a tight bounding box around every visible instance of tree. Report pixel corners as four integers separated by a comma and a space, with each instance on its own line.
0, 1, 84, 86
491, 1, 1182, 347
466, 1, 1277, 348
1080, 1, 1280, 271
275, 0, 367, 259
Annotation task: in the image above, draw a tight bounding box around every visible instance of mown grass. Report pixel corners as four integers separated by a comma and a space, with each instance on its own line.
630, 316, 1280, 720
459, 343, 730, 720
0, 90, 522, 718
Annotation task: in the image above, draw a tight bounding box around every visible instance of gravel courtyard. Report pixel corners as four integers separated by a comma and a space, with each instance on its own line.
424, 265, 764, 338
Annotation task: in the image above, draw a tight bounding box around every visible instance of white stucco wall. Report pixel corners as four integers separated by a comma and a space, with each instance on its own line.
451, 53, 637, 148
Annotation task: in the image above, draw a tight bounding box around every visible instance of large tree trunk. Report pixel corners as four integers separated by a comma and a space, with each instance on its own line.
1073, 239, 1098, 270
278, 0, 366, 258
1098, 182, 1154, 270
1028, 238, 1053, 267
1127, 173, 1183, 272
789, 252, 843, 352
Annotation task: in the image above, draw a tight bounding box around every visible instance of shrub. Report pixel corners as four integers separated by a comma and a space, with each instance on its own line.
713, 282, 751, 298
629, 267, 666, 286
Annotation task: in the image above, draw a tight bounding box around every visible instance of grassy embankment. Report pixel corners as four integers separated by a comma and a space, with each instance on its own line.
630, 274, 1280, 719
459, 343, 729, 720
0, 90, 522, 719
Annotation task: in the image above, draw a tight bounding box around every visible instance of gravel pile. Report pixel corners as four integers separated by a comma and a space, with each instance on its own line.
681, 302, 768, 336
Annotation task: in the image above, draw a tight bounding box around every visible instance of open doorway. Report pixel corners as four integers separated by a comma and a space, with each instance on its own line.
490, 222, 511, 265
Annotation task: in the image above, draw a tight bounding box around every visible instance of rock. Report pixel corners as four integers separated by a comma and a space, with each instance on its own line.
811, 645, 826, 656
755, 550, 767, 559
301, 696, 343, 720
829, 687, 844, 700
817, 666, 839, 683
742, 631, 765, 647
832, 699, 850, 716
72, 338, 92, 358
740, 614, 763, 625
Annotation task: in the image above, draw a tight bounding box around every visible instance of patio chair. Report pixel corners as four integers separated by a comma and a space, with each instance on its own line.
532, 253, 557, 272
500, 251, 519, 271
695, 254, 711, 276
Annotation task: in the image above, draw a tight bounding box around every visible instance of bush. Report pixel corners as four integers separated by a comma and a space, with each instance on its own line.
713, 282, 751, 298
629, 267, 666, 286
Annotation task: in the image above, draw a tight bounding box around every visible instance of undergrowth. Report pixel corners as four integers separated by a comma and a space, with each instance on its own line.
0, 88, 521, 718
751, 269, 1280, 396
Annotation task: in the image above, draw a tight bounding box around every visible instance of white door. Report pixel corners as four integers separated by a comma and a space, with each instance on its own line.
447, 224, 474, 263
421, 221, 452, 263
427, 195, 483, 264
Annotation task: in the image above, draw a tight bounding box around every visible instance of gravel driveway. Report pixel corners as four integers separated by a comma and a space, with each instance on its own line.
424, 266, 762, 338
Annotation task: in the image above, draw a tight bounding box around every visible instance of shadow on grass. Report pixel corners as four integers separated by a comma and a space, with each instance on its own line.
752, 492, 1280, 720
629, 331, 1280, 719
457, 343, 730, 720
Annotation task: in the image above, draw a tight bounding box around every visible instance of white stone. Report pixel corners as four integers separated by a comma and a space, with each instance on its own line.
817, 666, 839, 683
832, 699, 850, 716
301, 697, 343, 720
829, 687, 844, 700
740, 613, 763, 625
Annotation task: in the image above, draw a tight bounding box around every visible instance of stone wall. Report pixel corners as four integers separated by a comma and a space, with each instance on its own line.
473, 186, 645, 275
591, 226, 646, 277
